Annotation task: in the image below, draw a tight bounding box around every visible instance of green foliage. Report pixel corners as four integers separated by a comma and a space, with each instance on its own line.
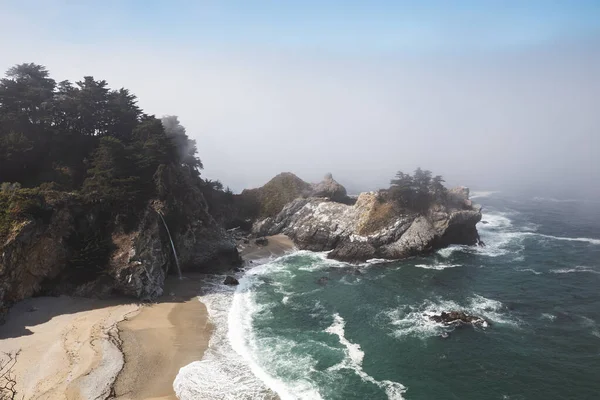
389, 168, 447, 212
240, 172, 312, 218
0, 62, 204, 217
0, 187, 48, 244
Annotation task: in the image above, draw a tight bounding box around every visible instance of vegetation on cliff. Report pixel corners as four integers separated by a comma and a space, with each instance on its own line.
239, 172, 312, 218
0, 63, 237, 309
0, 63, 233, 235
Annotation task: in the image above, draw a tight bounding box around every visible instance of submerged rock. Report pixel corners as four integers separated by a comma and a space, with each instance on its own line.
316, 276, 329, 285
223, 275, 239, 285
429, 311, 488, 327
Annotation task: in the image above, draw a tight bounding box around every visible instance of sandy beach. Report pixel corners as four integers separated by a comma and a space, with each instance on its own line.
0, 234, 295, 400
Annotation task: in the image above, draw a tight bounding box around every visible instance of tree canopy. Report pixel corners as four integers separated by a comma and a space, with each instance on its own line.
0, 63, 202, 209
389, 167, 447, 211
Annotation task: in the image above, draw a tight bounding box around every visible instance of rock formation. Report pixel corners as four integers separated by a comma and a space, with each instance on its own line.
429, 311, 488, 327
0, 168, 240, 321
311, 173, 350, 203
253, 188, 481, 262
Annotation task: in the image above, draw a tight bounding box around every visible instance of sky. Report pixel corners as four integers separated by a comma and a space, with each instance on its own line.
1, 1, 599, 197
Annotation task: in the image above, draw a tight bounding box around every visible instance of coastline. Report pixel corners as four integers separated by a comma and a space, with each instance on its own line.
113, 275, 213, 400
0, 234, 295, 400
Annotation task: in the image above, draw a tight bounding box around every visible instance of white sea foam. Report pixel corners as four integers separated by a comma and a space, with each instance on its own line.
385, 294, 518, 339
229, 263, 325, 400
325, 314, 406, 399
437, 211, 527, 259
529, 233, 600, 245
174, 279, 274, 400
174, 255, 324, 400
516, 268, 542, 275
415, 263, 461, 270
436, 245, 465, 258
549, 266, 600, 275
541, 313, 557, 322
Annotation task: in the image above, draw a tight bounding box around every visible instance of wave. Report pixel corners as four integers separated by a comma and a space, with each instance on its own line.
439, 209, 599, 263
415, 263, 461, 270
325, 314, 406, 400
540, 313, 557, 322
384, 294, 518, 339
549, 266, 599, 275
516, 268, 542, 275
174, 278, 275, 400
529, 233, 600, 245
438, 211, 524, 259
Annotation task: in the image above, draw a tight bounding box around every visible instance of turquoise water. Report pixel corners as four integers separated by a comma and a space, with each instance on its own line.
176, 193, 600, 400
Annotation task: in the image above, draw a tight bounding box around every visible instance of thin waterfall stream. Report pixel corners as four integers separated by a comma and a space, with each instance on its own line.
157, 212, 183, 280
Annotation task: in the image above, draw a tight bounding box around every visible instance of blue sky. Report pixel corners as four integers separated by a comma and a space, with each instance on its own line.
6, 0, 600, 52
1, 1, 599, 195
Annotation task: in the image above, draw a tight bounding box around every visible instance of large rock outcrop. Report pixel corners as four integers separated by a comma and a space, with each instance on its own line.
253, 189, 481, 262
0, 168, 240, 321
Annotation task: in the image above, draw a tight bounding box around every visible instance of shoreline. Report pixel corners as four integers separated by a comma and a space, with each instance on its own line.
113, 274, 213, 400
0, 234, 295, 400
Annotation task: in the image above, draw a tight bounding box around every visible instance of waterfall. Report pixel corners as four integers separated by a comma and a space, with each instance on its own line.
157, 212, 183, 280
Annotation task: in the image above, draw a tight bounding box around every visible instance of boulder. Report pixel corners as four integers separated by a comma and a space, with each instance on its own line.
223, 275, 239, 285
255, 237, 269, 246
311, 173, 349, 203
429, 311, 487, 327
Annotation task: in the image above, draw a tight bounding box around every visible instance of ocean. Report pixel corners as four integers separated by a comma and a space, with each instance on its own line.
174, 192, 600, 400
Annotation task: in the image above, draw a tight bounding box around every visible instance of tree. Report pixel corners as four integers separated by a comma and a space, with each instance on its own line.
161, 116, 203, 172
389, 168, 446, 211
82, 136, 140, 206
0, 63, 56, 128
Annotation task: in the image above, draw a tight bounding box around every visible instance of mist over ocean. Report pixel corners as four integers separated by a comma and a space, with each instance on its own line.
176, 192, 600, 400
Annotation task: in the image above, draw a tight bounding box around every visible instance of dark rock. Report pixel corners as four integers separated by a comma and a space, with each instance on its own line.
223, 275, 239, 285
429, 311, 487, 327
481, 220, 489, 224
255, 237, 269, 246
316, 276, 329, 285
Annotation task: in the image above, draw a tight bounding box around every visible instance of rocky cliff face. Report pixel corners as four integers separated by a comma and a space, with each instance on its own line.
253, 187, 481, 262
0, 168, 240, 321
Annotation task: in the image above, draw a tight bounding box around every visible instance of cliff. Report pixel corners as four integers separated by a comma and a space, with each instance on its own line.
0, 167, 239, 321
253, 181, 482, 262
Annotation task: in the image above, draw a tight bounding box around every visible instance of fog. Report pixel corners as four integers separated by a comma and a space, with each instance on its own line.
1, 6, 599, 198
